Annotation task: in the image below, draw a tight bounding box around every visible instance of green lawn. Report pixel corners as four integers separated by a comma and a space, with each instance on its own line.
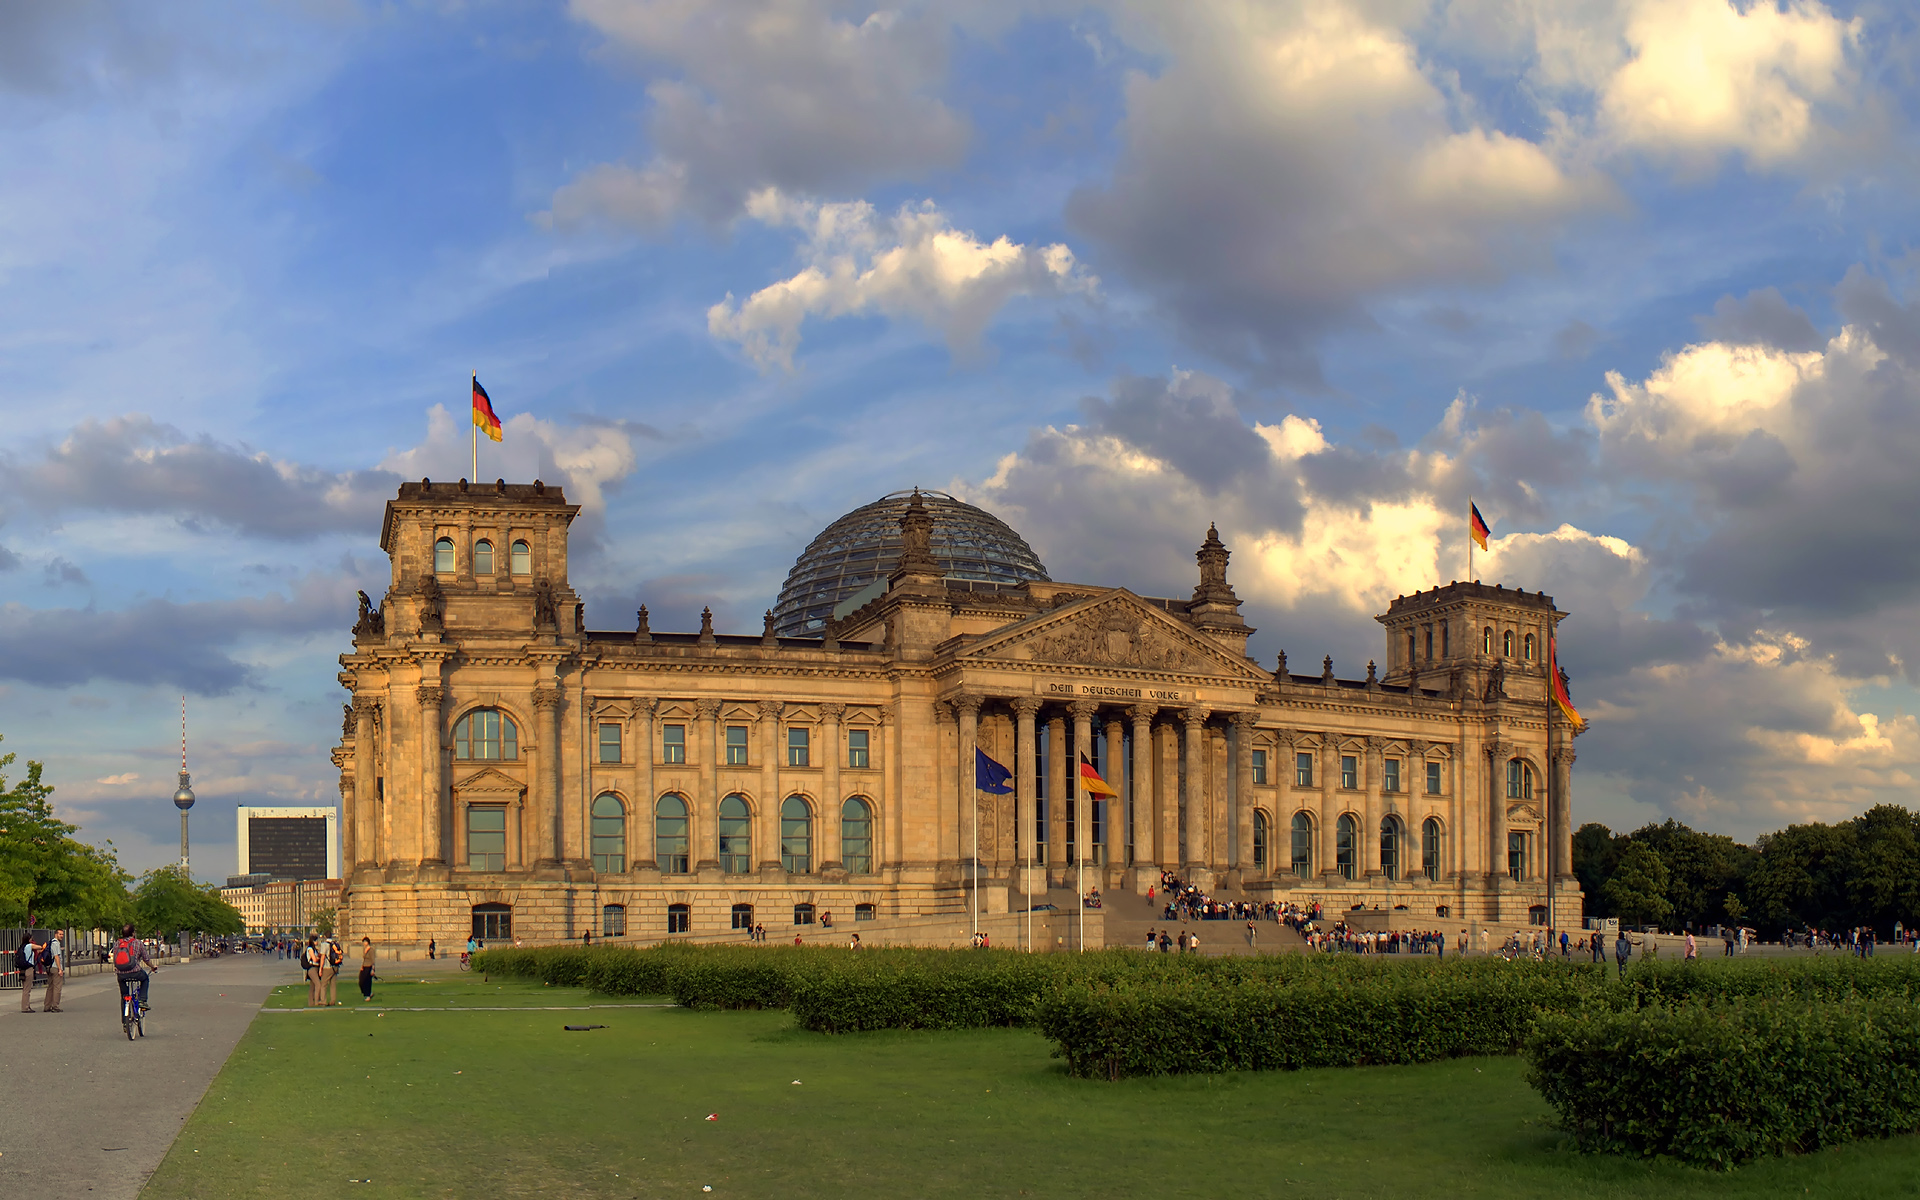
147, 979, 1920, 1200
260, 978, 673, 1009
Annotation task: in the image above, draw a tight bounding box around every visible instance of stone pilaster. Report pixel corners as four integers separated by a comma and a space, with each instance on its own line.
758, 699, 782, 875
1128, 704, 1156, 886
819, 702, 845, 873
1012, 698, 1042, 896
531, 687, 563, 872
1181, 707, 1210, 877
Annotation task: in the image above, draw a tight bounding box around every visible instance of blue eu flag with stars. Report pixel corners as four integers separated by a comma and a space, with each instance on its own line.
974, 747, 1014, 794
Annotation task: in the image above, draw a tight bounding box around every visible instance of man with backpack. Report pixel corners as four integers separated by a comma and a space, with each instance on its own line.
113, 924, 157, 1011
320, 933, 343, 1006
15, 937, 38, 1012
301, 937, 322, 1006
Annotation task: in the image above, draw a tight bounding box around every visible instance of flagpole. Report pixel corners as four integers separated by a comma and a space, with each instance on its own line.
971, 783, 979, 940
1468, 494, 1474, 582
1076, 772, 1085, 953
1546, 634, 1555, 944
471, 371, 479, 482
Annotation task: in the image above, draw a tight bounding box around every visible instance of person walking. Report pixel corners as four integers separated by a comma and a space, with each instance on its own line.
428, 938, 437, 961
301, 937, 322, 1006
42, 933, 64, 1012
358, 937, 376, 1001
321, 933, 342, 1006
1614, 930, 1632, 979
1684, 931, 1697, 960
15, 937, 37, 1012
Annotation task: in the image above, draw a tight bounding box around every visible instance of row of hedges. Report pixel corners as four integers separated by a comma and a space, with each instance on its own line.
1526, 998, 1920, 1168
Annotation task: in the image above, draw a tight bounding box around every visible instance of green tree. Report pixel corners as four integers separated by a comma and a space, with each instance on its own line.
310, 906, 337, 936
133, 865, 245, 942
1602, 843, 1674, 928
1626, 819, 1755, 930
0, 735, 132, 929
1846, 805, 1920, 934
1571, 822, 1622, 916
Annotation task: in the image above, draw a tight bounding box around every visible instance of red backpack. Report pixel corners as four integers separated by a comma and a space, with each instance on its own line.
112, 937, 139, 970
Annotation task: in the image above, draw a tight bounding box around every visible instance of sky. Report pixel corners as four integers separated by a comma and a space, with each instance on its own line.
3, 0, 1919, 882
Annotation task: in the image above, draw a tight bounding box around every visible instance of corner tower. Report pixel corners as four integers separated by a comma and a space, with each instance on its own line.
1377, 581, 1566, 701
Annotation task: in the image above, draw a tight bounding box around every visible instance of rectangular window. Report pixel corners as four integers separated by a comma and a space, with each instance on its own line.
787, 727, 810, 767
1382, 758, 1400, 794
1426, 761, 1442, 795
848, 728, 870, 769
597, 722, 621, 765
666, 904, 690, 935
662, 724, 685, 764
725, 725, 749, 765
466, 807, 505, 872
793, 902, 816, 926
1296, 752, 1314, 788
1251, 749, 1268, 785
1508, 831, 1528, 880
601, 904, 626, 937
1341, 755, 1358, 790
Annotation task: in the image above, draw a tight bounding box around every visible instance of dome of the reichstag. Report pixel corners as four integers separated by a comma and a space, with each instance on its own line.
771, 490, 1050, 637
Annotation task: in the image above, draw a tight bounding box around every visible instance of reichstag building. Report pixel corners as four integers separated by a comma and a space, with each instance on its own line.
335, 481, 1582, 946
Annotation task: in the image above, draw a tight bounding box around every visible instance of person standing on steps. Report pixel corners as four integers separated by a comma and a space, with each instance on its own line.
358, 937, 376, 1001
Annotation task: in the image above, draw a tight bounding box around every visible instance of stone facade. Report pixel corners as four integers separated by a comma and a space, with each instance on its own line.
336, 482, 1583, 948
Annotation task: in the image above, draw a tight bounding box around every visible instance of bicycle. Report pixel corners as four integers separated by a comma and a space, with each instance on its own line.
119, 977, 145, 1040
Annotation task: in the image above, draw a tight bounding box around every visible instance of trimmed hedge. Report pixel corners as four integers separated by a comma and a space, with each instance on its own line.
1526, 998, 1920, 1168
1033, 964, 1600, 1079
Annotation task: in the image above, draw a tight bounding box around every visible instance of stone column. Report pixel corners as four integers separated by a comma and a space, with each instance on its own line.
879, 707, 898, 872
1046, 711, 1068, 883
1156, 721, 1180, 871
1012, 698, 1041, 896
1103, 713, 1126, 875
820, 703, 845, 871
417, 685, 447, 867
1232, 712, 1257, 878
693, 699, 721, 870
634, 699, 657, 869
338, 773, 356, 874
1069, 701, 1098, 884
353, 698, 380, 869
1129, 705, 1156, 883
758, 699, 783, 874
1319, 736, 1338, 881
1181, 708, 1210, 875
1272, 729, 1296, 876
1363, 735, 1384, 878
933, 701, 957, 869
1552, 746, 1576, 879
955, 694, 983, 892
532, 687, 563, 869
1486, 740, 1508, 887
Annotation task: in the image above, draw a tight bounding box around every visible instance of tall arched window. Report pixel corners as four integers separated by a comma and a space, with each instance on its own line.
1407, 631, 1416, 665
1380, 814, 1404, 880
454, 709, 518, 760
780, 795, 812, 873
1507, 759, 1535, 800
590, 793, 626, 873
1424, 626, 1434, 660
434, 537, 455, 573
473, 539, 494, 575
1483, 626, 1493, 654
1503, 629, 1514, 657
1524, 632, 1535, 661
1422, 817, 1443, 881
510, 539, 531, 575
841, 796, 874, 874
1336, 814, 1358, 880
1252, 810, 1269, 871
1290, 811, 1314, 877
718, 794, 752, 874
655, 794, 689, 873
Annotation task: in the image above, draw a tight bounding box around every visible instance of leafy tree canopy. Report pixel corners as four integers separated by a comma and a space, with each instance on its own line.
0, 735, 131, 929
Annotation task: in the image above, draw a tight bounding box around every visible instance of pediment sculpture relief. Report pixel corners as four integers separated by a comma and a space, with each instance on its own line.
983, 603, 1239, 676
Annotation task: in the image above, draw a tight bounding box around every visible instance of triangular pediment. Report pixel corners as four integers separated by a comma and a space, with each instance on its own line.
454, 766, 525, 797
958, 589, 1267, 681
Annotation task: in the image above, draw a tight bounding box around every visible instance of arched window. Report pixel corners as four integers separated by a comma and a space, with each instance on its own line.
1424, 626, 1434, 660
1407, 631, 1416, 665
731, 903, 755, 931
473, 539, 494, 575
1380, 814, 1404, 880
434, 537, 455, 573
655, 794, 689, 873
1507, 759, 1535, 800
1336, 814, 1358, 880
471, 903, 510, 941
601, 904, 626, 937
1524, 632, 1535, 661
591, 794, 626, 874
718, 794, 752, 874
780, 795, 812, 874
510, 539, 531, 575
454, 709, 518, 760
666, 903, 690, 934
841, 796, 874, 874
793, 902, 816, 926
1252, 810, 1269, 870
1290, 811, 1314, 877
1503, 629, 1514, 657
1422, 817, 1443, 881
1483, 626, 1493, 654
1441, 623, 1449, 656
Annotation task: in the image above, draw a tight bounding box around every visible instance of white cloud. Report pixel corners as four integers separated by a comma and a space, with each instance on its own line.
707, 192, 1095, 369
378, 406, 638, 520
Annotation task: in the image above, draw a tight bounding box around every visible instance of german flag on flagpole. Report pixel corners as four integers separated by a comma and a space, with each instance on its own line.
1549, 635, 1586, 732
1079, 753, 1119, 796
1469, 501, 1490, 551
472, 376, 503, 443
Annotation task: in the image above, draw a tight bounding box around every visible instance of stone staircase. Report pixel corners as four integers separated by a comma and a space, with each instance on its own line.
1037, 884, 1308, 955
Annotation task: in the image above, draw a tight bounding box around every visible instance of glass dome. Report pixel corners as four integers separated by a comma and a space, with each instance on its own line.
772, 490, 1050, 637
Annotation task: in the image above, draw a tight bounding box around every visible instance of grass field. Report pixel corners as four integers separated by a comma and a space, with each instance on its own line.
145, 979, 1920, 1199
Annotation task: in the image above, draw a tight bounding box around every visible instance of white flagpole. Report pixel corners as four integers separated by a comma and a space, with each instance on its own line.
971, 780, 979, 940
1076, 770, 1085, 953
471, 372, 479, 482
1468, 495, 1474, 582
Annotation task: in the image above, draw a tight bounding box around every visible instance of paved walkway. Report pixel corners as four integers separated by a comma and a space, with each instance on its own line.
0, 954, 298, 1200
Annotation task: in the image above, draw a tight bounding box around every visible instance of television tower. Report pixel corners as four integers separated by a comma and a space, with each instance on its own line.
173, 696, 196, 877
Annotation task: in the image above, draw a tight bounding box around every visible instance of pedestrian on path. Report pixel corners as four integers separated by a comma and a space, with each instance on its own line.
42, 933, 64, 1012
301, 937, 322, 1006
15, 937, 38, 1012
428, 938, 437, 961
358, 937, 376, 1001
320, 934, 341, 1006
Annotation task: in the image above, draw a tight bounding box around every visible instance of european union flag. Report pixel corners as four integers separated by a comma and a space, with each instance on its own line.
975, 747, 1014, 794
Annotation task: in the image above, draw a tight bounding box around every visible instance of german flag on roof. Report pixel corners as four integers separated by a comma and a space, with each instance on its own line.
473, 376, 503, 443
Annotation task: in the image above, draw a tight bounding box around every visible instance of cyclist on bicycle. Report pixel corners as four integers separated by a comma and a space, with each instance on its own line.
112, 924, 157, 1010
